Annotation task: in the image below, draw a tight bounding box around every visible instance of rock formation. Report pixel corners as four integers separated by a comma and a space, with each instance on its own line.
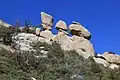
4, 12, 120, 69
102, 52, 120, 64
55, 20, 68, 35
55, 20, 67, 30
109, 64, 119, 69
40, 30, 54, 41
93, 57, 109, 67
52, 32, 72, 50
14, 33, 38, 52
69, 21, 91, 40
70, 35, 95, 58
41, 12, 53, 30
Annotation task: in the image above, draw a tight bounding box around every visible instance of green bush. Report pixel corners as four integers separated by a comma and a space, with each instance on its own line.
0, 42, 120, 80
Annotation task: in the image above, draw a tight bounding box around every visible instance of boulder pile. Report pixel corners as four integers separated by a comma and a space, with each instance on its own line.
13, 12, 120, 69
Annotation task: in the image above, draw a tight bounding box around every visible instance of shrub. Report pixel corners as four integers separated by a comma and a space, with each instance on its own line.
0, 42, 120, 80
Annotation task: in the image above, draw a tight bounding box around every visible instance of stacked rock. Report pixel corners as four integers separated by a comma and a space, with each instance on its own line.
41, 12, 53, 30
52, 20, 95, 59
55, 20, 68, 35
69, 21, 91, 40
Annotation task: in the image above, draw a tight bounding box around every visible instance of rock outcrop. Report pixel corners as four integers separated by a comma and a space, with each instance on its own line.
13, 12, 95, 59
102, 52, 120, 64
14, 33, 38, 52
52, 34, 95, 58
55, 20, 67, 30
9, 12, 120, 69
52, 32, 72, 50
109, 64, 119, 69
93, 57, 109, 67
69, 21, 91, 40
41, 12, 53, 30
55, 20, 68, 35
71, 35, 95, 58
40, 30, 54, 41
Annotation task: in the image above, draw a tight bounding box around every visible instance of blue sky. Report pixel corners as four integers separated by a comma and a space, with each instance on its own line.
0, 0, 120, 54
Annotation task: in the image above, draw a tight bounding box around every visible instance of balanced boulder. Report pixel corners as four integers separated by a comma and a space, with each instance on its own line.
55, 20, 67, 30
41, 12, 53, 30
69, 21, 91, 40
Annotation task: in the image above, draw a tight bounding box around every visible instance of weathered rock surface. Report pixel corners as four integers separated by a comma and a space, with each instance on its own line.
41, 12, 53, 30
58, 29, 69, 35
70, 35, 95, 58
40, 30, 54, 40
55, 20, 67, 30
102, 52, 120, 64
52, 34, 95, 58
109, 64, 119, 69
38, 37, 52, 44
52, 32, 72, 50
69, 22, 91, 40
42, 23, 52, 30
93, 57, 109, 67
14, 33, 38, 52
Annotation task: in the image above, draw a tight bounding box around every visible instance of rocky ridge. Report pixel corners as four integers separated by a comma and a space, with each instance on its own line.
1, 12, 120, 69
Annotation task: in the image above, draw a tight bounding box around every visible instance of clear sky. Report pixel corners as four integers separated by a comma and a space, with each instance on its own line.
0, 0, 120, 54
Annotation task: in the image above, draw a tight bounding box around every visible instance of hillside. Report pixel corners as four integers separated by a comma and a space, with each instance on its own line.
0, 42, 120, 80
0, 12, 120, 80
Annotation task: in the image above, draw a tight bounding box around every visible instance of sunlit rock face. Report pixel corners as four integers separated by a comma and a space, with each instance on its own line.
102, 52, 120, 64
69, 21, 91, 40
52, 32, 73, 51
109, 64, 119, 69
14, 33, 38, 52
93, 57, 109, 67
55, 20, 67, 30
41, 12, 53, 30
40, 30, 54, 40
70, 35, 95, 58
52, 33, 95, 59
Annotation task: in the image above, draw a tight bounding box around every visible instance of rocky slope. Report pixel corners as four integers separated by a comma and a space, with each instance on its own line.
0, 42, 120, 80
11, 12, 120, 69
0, 12, 120, 80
